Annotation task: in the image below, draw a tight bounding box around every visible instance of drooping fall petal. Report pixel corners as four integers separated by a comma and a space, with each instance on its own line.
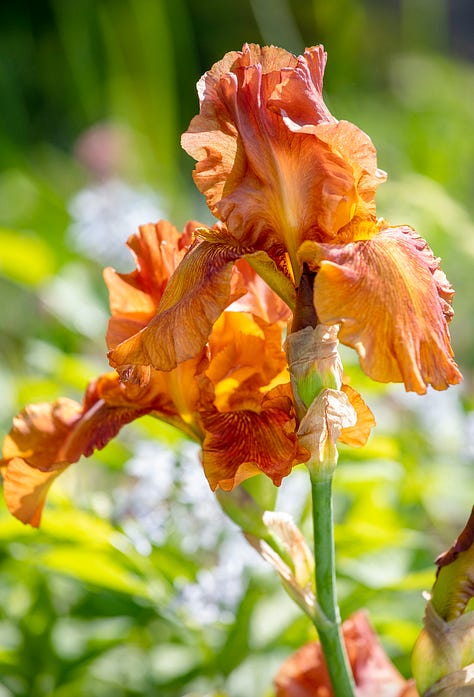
201, 385, 308, 491
300, 225, 462, 394
2, 398, 84, 470
182, 43, 368, 275
1, 363, 206, 526
108, 232, 247, 373
275, 610, 419, 697
2, 458, 65, 527
1, 398, 85, 526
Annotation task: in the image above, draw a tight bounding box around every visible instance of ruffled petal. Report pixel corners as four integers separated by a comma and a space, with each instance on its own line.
268, 47, 386, 230
2, 398, 84, 470
68, 366, 206, 456
268, 45, 333, 124
182, 44, 359, 273
2, 457, 65, 527
206, 311, 288, 412
65, 373, 169, 460
339, 384, 376, 448
108, 233, 246, 373
1, 381, 152, 479
300, 226, 462, 394
104, 220, 197, 349
1, 364, 206, 525
201, 386, 308, 491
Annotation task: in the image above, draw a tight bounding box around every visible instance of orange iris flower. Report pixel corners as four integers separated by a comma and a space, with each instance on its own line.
2, 221, 312, 526
109, 44, 461, 395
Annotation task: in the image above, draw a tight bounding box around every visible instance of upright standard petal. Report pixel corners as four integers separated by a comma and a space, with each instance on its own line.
182, 44, 362, 276
300, 226, 462, 394
269, 47, 387, 232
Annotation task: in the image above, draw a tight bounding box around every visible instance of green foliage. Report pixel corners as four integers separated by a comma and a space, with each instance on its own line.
0, 1, 473, 695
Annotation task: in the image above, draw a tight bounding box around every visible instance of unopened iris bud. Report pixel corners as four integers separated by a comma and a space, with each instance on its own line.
412, 508, 474, 695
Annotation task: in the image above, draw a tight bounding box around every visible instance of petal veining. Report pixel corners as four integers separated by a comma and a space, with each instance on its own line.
201, 386, 308, 491
182, 44, 364, 275
108, 236, 246, 373
301, 226, 462, 394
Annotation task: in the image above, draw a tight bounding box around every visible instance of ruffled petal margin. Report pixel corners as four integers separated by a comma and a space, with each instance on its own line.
339, 384, 376, 448
103, 220, 197, 349
108, 235, 246, 374
181, 44, 360, 268
1, 368, 205, 526
201, 385, 309, 491
300, 226, 462, 394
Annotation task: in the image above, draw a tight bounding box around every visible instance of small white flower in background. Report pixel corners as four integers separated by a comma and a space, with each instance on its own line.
68, 123, 163, 267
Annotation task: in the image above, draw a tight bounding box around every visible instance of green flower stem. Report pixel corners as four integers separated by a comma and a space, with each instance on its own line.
310, 468, 356, 697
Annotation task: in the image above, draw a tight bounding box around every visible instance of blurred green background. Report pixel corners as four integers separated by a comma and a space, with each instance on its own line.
0, 1, 473, 695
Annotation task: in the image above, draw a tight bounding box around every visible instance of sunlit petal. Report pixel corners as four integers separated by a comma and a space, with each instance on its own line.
339, 384, 376, 448
182, 44, 361, 275
207, 311, 288, 412
269, 47, 386, 231
268, 45, 333, 124
300, 226, 462, 394
104, 220, 198, 349
201, 386, 308, 491
2, 398, 84, 470
2, 457, 65, 528
1, 363, 206, 525
108, 233, 247, 373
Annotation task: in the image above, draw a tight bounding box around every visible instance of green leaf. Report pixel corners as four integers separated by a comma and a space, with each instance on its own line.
0, 228, 56, 285
35, 546, 151, 598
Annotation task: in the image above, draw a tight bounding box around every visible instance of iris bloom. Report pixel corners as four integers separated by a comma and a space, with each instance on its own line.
2, 219, 375, 526
1, 221, 310, 526
109, 44, 461, 395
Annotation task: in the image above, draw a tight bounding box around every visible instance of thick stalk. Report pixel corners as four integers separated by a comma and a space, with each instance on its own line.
310, 469, 356, 697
